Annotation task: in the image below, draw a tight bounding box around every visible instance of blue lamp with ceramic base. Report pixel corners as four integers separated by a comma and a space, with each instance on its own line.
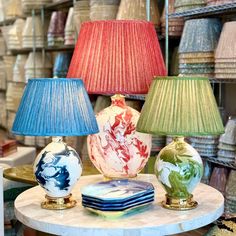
12, 78, 99, 210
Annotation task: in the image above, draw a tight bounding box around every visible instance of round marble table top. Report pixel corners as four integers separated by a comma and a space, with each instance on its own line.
15, 174, 224, 236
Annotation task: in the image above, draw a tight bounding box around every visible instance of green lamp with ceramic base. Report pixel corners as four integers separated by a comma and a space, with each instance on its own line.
136, 76, 224, 210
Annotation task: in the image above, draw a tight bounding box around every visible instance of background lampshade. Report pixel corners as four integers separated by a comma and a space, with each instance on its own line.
116, 0, 160, 29
53, 52, 72, 78
215, 21, 236, 80
47, 11, 67, 47
11, 79, 99, 209
161, 0, 184, 37
179, 18, 222, 77
90, 0, 120, 21
179, 18, 222, 54
136, 76, 224, 210
67, 20, 166, 178
67, 20, 166, 94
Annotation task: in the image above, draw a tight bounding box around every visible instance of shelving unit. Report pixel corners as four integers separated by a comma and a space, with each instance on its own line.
45, 0, 73, 10
165, 2, 236, 220
169, 2, 236, 19
202, 157, 236, 170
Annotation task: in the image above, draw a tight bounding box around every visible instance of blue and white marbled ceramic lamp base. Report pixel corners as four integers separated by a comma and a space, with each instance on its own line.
33, 137, 82, 210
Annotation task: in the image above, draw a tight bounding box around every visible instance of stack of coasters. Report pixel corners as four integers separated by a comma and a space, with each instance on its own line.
81, 179, 154, 217
0, 139, 17, 157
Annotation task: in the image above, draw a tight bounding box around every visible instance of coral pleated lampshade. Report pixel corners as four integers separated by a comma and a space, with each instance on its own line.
67, 20, 166, 94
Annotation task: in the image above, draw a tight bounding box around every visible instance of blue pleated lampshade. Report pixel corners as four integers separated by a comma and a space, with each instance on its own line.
12, 78, 99, 136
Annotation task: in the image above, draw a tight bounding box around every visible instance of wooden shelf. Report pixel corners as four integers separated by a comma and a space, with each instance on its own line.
44, 0, 73, 10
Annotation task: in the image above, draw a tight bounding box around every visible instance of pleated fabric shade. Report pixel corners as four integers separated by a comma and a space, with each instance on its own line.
136, 76, 224, 136
67, 20, 166, 94
12, 78, 99, 136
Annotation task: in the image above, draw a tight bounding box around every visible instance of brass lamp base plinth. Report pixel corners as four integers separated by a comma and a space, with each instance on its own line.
41, 194, 76, 210
162, 194, 198, 211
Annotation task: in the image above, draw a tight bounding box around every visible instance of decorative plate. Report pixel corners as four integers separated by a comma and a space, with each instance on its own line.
82, 196, 154, 211
81, 179, 154, 202
84, 202, 153, 219
82, 192, 154, 206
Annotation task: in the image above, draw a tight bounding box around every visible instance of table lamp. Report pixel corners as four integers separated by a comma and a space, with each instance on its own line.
136, 76, 224, 210
11, 78, 99, 210
67, 20, 166, 179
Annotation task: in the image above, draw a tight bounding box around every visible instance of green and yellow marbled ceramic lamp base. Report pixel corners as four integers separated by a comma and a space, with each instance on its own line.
162, 194, 198, 210
41, 194, 76, 210
155, 137, 203, 211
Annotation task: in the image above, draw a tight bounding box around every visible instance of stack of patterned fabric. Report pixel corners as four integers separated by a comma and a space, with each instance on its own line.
47, 11, 67, 47
179, 18, 222, 77
189, 136, 219, 158
218, 117, 236, 162
215, 22, 236, 80
117, 0, 160, 31
161, 0, 184, 37
174, 0, 206, 12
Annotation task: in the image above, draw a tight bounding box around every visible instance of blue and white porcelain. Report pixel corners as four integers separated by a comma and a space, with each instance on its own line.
34, 137, 82, 198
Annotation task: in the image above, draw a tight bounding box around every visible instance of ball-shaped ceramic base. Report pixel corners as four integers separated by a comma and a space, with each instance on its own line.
87, 95, 152, 179
155, 137, 203, 209
34, 137, 82, 198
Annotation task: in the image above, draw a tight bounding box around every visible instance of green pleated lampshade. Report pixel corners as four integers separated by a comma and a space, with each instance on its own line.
136, 76, 224, 136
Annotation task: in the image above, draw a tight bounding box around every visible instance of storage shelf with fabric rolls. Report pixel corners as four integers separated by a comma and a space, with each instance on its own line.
165, 0, 236, 219
0, 0, 167, 156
